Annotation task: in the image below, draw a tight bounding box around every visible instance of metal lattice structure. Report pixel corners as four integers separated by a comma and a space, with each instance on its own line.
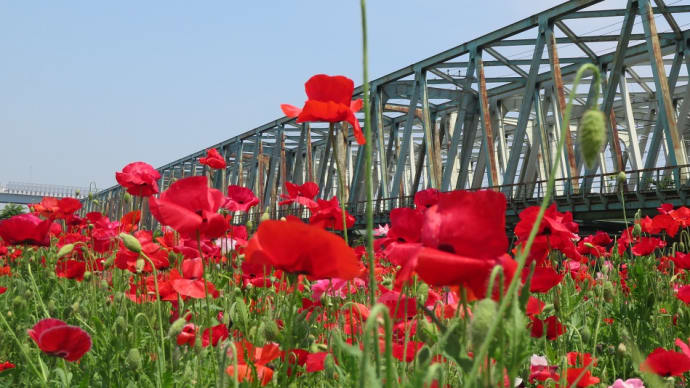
89, 0, 690, 227
0, 182, 90, 205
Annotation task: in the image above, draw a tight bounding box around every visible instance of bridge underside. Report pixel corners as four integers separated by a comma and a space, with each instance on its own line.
89, 0, 690, 230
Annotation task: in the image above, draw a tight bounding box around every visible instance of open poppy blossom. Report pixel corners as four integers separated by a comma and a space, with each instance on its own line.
0, 214, 52, 246
199, 148, 226, 170
281, 74, 365, 145
309, 196, 355, 230
224, 185, 259, 213
279, 181, 319, 208
0, 287, 6, 295
30, 197, 82, 220
28, 318, 91, 362
149, 176, 227, 239
115, 161, 161, 197
641, 347, 690, 376
245, 219, 361, 280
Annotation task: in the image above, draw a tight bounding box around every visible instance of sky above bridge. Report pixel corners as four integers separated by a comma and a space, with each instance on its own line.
0, 0, 632, 191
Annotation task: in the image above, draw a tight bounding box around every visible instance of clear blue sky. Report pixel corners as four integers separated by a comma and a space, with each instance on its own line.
0, 1, 625, 191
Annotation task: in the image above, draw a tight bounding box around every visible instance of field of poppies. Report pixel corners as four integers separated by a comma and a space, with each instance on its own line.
2, 3, 689, 386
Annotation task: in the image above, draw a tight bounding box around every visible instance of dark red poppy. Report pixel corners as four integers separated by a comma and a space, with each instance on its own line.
0, 361, 15, 372
526, 296, 545, 316
309, 196, 355, 230
27, 318, 91, 362
224, 185, 259, 213
279, 181, 319, 208
115, 161, 161, 197
0, 214, 52, 246
391, 341, 424, 363
149, 176, 227, 239
199, 148, 226, 170
676, 285, 690, 304
641, 347, 690, 376
31, 197, 82, 220
0, 287, 6, 295
245, 219, 361, 280
530, 315, 566, 340
281, 74, 365, 145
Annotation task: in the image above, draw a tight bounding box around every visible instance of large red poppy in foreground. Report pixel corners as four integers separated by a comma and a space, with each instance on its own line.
28, 318, 91, 362
149, 176, 226, 239
281, 74, 365, 145
245, 219, 361, 280
0, 214, 52, 246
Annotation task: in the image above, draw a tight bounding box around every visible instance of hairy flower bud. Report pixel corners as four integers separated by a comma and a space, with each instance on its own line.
578, 109, 606, 169
56, 244, 74, 259
119, 233, 142, 254
168, 317, 188, 338
126, 348, 142, 370
470, 299, 497, 350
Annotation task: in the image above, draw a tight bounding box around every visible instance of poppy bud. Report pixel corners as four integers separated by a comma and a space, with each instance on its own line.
470, 299, 497, 350
72, 301, 80, 313
126, 348, 142, 370
634, 209, 641, 223
119, 233, 142, 254
88, 192, 94, 201
83, 271, 92, 281
100, 280, 109, 289
416, 283, 429, 306
633, 223, 642, 237
617, 343, 627, 356
578, 109, 606, 169
255, 324, 267, 345
12, 296, 25, 311
103, 255, 115, 268
616, 171, 627, 186
418, 317, 436, 343
123, 192, 132, 204
114, 316, 127, 331
231, 297, 249, 332
75, 189, 81, 197
263, 320, 280, 342
168, 317, 187, 338
56, 244, 74, 259
135, 258, 145, 273
47, 300, 57, 314
246, 220, 254, 231
260, 209, 270, 222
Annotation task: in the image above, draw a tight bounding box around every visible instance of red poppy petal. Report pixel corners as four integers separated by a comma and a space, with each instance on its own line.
281, 104, 302, 118
304, 74, 354, 106
38, 325, 91, 362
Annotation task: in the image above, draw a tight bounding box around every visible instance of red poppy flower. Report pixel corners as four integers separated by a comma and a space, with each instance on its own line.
414, 188, 440, 210
279, 181, 319, 208
0, 214, 52, 246
31, 197, 82, 220
566, 367, 600, 387
530, 315, 566, 340
0, 361, 15, 372
177, 323, 197, 346
115, 161, 161, 197
201, 324, 229, 347
226, 364, 274, 386
641, 347, 690, 376
55, 259, 86, 281
245, 219, 361, 280
199, 148, 226, 170
27, 318, 91, 362
676, 285, 690, 304
0, 287, 6, 295
526, 296, 545, 316
631, 237, 666, 256
528, 267, 564, 293
149, 176, 227, 239
391, 341, 424, 363
120, 211, 141, 233
233, 341, 282, 366
309, 196, 356, 230
281, 74, 365, 145
115, 231, 169, 273
171, 277, 219, 299
224, 185, 259, 213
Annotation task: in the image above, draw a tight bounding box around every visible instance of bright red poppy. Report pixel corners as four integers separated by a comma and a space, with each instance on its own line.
245, 219, 361, 280
115, 231, 170, 273
31, 197, 82, 220
115, 161, 161, 197
55, 259, 86, 281
199, 148, 226, 170
224, 185, 259, 213
177, 323, 197, 346
226, 364, 274, 386
27, 318, 91, 362
279, 181, 319, 208
566, 367, 600, 387
0, 287, 6, 295
281, 74, 365, 145
631, 237, 666, 256
641, 347, 690, 376
530, 315, 566, 340
0, 361, 15, 372
528, 267, 564, 293
0, 214, 52, 246
149, 176, 227, 239
309, 196, 355, 230
201, 324, 229, 347
414, 188, 440, 210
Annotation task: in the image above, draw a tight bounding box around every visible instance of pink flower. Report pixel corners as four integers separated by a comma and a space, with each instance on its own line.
609, 378, 644, 388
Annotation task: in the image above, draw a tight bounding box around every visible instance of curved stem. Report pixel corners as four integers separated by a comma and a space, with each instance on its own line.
359, 304, 395, 388
465, 63, 601, 385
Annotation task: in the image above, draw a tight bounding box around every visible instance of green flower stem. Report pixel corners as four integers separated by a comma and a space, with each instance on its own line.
0, 311, 46, 386
140, 252, 166, 387
359, 304, 394, 388
360, 0, 375, 309
26, 259, 50, 318
465, 63, 601, 385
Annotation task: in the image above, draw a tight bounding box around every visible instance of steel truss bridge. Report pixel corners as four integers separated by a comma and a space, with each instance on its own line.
89, 0, 690, 230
